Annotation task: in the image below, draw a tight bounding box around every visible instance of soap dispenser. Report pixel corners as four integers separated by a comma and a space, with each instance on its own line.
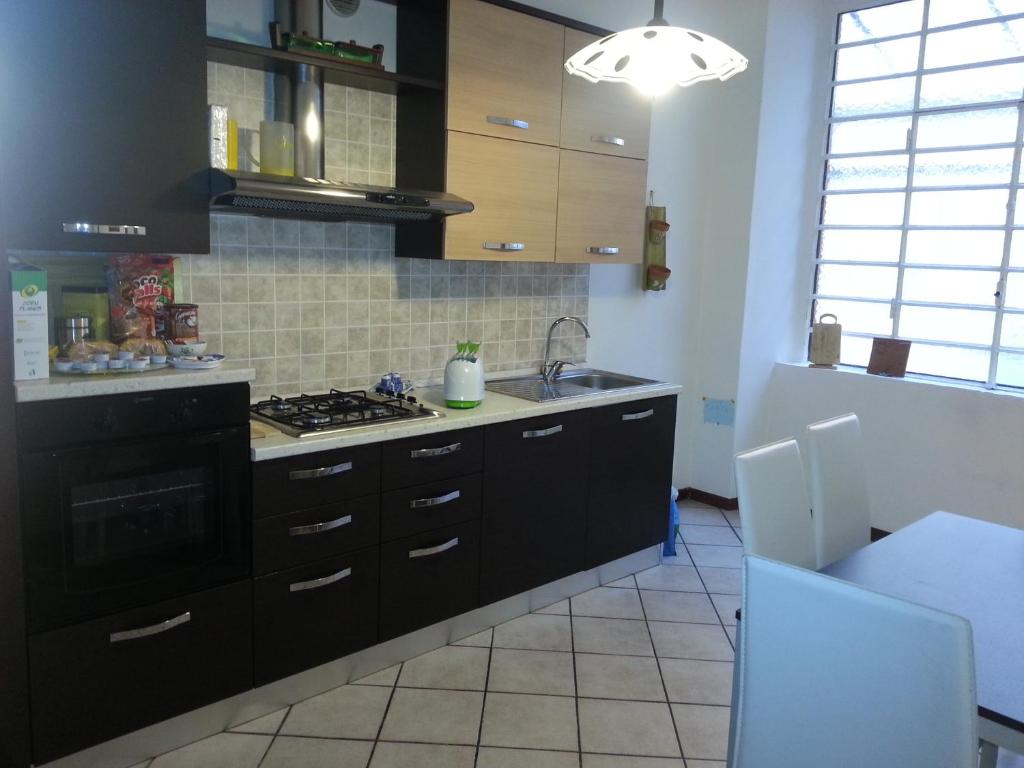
444, 341, 485, 409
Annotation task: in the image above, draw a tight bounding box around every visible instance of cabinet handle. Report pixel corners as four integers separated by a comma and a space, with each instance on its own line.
409, 537, 460, 559
109, 612, 190, 643
410, 490, 461, 509
487, 115, 529, 130
622, 408, 655, 421
483, 242, 525, 252
591, 134, 626, 147
289, 514, 352, 536
410, 442, 462, 459
523, 424, 563, 439
290, 567, 352, 593
289, 461, 352, 480
63, 222, 147, 236
586, 246, 620, 255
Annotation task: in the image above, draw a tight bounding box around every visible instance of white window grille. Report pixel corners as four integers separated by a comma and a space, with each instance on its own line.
813, 0, 1024, 388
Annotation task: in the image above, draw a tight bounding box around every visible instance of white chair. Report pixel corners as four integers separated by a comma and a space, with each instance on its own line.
805, 413, 871, 568
728, 555, 977, 768
733, 439, 817, 570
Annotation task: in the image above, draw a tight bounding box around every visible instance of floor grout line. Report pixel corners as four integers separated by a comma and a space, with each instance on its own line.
472, 628, 495, 767
363, 660, 402, 767
568, 593, 584, 767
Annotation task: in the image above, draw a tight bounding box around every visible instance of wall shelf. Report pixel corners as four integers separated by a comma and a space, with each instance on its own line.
206, 37, 444, 95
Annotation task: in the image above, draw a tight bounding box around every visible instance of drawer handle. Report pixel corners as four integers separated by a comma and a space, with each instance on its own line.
410, 490, 461, 509
410, 441, 462, 459
289, 514, 353, 536
289, 461, 352, 480
591, 134, 626, 147
290, 567, 352, 593
523, 424, 563, 439
586, 246, 620, 255
622, 408, 654, 421
483, 242, 525, 252
409, 537, 460, 559
109, 612, 191, 643
63, 222, 147, 236
487, 115, 529, 130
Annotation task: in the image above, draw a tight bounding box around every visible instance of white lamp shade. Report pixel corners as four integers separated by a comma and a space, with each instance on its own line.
565, 25, 748, 96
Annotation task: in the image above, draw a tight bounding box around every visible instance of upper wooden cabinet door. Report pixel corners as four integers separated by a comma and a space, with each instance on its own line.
556, 150, 647, 264
445, 131, 559, 262
447, 0, 565, 146
560, 29, 653, 160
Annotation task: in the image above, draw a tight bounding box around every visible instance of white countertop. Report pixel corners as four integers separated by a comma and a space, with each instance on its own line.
250, 382, 683, 461
14, 362, 256, 402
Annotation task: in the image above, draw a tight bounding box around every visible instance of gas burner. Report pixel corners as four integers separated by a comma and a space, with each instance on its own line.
251, 388, 442, 437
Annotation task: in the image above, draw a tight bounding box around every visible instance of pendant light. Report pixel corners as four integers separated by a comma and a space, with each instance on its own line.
564, 0, 748, 97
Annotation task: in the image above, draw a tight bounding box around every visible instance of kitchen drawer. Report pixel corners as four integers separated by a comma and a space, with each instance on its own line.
444, 131, 559, 262
379, 520, 480, 640
555, 150, 647, 264
447, 0, 564, 146
29, 580, 252, 764
381, 474, 481, 542
253, 495, 380, 576
253, 444, 381, 519
254, 547, 379, 686
381, 427, 483, 489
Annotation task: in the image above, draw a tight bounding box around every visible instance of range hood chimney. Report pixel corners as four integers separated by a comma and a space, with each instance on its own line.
274, 0, 324, 178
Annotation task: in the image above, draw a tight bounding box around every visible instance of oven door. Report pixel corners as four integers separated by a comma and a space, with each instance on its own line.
22, 426, 250, 632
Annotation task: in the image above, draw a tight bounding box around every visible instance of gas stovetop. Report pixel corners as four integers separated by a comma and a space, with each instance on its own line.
251, 389, 442, 438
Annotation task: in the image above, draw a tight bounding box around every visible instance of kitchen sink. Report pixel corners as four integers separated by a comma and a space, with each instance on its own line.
486, 369, 660, 402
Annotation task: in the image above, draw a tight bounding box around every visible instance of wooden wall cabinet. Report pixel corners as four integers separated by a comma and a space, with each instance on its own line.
560, 29, 653, 161
447, 0, 564, 146
555, 150, 647, 264
444, 131, 559, 262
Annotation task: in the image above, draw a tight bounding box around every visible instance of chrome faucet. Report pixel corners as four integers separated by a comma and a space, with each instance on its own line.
540, 316, 591, 381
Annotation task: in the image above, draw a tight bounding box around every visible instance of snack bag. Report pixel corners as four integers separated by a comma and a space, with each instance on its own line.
106, 254, 174, 341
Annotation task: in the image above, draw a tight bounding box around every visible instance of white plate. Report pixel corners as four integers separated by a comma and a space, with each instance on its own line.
167, 354, 225, 370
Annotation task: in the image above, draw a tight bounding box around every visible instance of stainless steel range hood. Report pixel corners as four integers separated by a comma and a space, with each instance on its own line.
209, 170, 473, 222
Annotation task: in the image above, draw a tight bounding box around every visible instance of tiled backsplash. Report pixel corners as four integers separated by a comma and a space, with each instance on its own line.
176, 214, 589, 399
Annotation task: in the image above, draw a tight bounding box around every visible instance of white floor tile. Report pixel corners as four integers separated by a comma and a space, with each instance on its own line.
671, 704, 731, 760
452, 627, 493, 647
280, 684, 391, 739
578, 699, 681, 757
370, 741, 475, 768
397, 645, 489, 690
534, 598, 570, 615
572, 616, 655, 656
710, 594, 741, 627
488, 648, 576, 696
571, 586, 646, 619
575, 652, 665, 701
494, 613, 573, 652
648, 621, 734, 661
229, 707, 288, 734
677, 506, 729, 526
686, 544, 743, 569
604, 574, 638, 588
640, 590, 719, 624
379, 688, 483, 745
696, 566, 741, 595
261, 736, 372, 768
352, 664, 401, 687
659, 659, 734, 706
480, 692, 579, 751
583, 757, 685, 768
149, 733, 271, 768
635, 564, 704, 593
679, 524, 741, 546
477, 747, 579, 768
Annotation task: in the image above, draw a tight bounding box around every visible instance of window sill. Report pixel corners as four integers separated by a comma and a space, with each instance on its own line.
777, 361, 1024, 401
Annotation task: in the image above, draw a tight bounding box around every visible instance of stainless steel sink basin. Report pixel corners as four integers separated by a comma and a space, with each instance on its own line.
486, 369, 660, 402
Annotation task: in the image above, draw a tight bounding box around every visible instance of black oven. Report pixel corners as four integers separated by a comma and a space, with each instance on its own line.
19, 384, 251, 633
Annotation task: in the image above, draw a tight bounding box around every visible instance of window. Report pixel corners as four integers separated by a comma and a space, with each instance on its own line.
813, 0, 1024, 388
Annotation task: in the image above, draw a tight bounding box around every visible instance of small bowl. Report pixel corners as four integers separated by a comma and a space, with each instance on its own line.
54, 359, 74, 372
78, 361, 99, 373
150, 354, 167, 365
107, 359, 127, 370
117, 351, 135, 361
92, 352, 110, 363
128, 359, 148, 371
166, 340, 207, 357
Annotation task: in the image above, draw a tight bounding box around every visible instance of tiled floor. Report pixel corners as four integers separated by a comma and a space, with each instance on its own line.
130, 501, 1024, 768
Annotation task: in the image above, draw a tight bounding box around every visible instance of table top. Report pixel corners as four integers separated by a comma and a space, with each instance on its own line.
823, 511, 1024, 733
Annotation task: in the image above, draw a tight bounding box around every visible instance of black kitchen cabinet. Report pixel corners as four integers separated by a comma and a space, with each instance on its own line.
379, 520, 480, 640
381, 427, 484, 489
480, 410, 591, 604
254, 547, 379, 686
381, 473, 481, 541
28, 580, 252, 764
253, 444, 381, 518
585, 396, 678, 568
0, 1, 209, 254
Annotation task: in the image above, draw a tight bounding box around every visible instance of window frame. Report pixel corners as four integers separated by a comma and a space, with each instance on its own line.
811, 0, 1024, 390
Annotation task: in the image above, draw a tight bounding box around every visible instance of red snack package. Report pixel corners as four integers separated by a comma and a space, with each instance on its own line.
106, 254, 175, 341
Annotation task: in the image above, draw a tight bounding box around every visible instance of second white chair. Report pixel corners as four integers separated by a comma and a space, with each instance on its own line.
734, 439, 817, 569
805, 413, 871, 568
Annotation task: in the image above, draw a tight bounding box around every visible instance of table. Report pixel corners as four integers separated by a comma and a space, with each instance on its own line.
822, 511, 1024, 766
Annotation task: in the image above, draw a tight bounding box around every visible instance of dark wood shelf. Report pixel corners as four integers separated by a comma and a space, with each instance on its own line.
206, 37, 444, 95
